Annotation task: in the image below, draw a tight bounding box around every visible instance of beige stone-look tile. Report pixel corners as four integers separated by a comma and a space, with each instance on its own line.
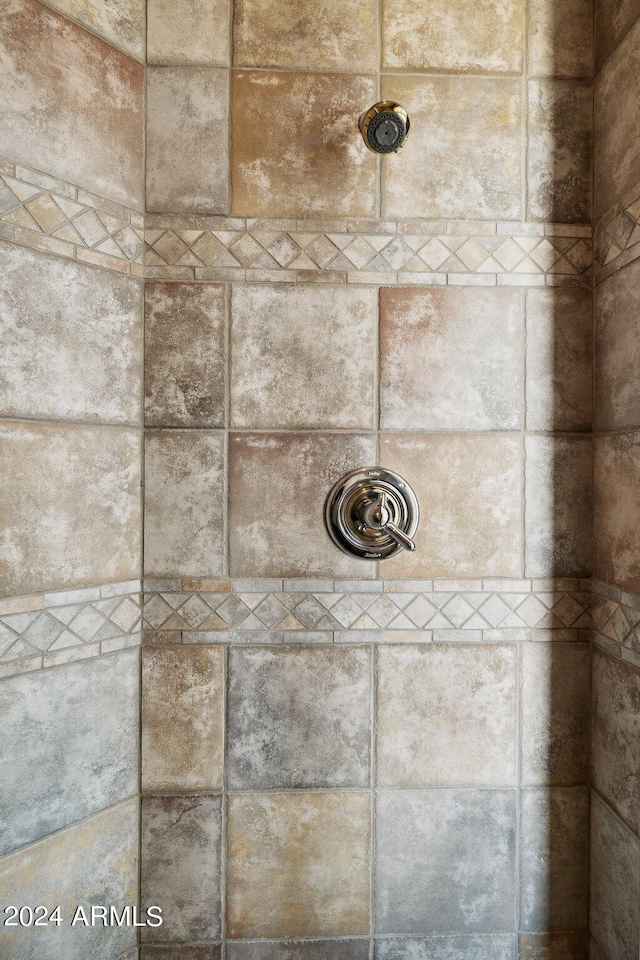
592, 648, 640, 835
144, 947, 221, 960
521, 642, 591, 785
142, 795, 222, 943
142, 645, 224, 792
380, 286, 523, 431
596, 0, 640, 69
231, 71, 377, 218
519, 932, 588, 960
0, 800, 138, 960
145, 282, 226, 427
528, 0, 593, 77
377, 645, 517, 787
381, 75, 522, 220
227, 792, 371, 938
382, 0, 524, 72
379, 434, 522, 578
144, 430, 225, 578
44, 0, 145, 60
234, 0, 377, 71
0, 242, 142, 425
590, 793, 640, 960
595, 259, 640, 431
524, 436, 593, 578
228, 432, 376, 578
594, 433, 640, 594
227, 944, 368, 960
147, 67, 229, 214
377, 938, 517, 960
595, 18, 640, 220
230, 285, 376, 429
0, 0, 144, 210
527, 80, 593, 223
147, 0, 230, 65
0, 422, 141, 597
520, 787, 589, 931
526, 287, 593, 432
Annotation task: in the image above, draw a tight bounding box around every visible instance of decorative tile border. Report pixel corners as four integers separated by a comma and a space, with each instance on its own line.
0, 156, 144, 277
595, 181, 640, 283
0, 580, 142, 677
591, 579, 640, 668
144, 216, 593, 287
142, 577, 593, 642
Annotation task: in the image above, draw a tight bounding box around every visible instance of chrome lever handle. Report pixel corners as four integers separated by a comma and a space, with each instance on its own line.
382, 520, 416, 552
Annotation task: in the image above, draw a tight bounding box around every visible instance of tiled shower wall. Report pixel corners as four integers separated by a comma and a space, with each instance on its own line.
140, 0, 596, 959
589, 1, 640, 958
0, 0, 638, 959
0, 2, 145, 959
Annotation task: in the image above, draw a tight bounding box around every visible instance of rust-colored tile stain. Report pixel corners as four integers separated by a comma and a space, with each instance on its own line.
231, 71, 377, 218
226, 792, 371, 938
0, 0, 144, 209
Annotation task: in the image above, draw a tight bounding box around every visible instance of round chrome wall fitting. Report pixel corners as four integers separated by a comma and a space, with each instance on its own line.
325, 467, 419, 560
359, 101, 410, 154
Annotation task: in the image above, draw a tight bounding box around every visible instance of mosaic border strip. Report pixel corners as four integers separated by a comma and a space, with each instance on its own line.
144, 216, 593, 287
0, 156, 144, 277
0, 580, 142, 678
142, 577, 593, 643
591, 579, 640, 669
595, 180, 640, 284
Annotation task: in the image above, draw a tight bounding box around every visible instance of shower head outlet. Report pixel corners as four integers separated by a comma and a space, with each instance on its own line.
359, 101, 409, 154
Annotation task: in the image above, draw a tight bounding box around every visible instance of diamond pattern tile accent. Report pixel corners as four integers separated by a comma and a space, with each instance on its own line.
0, 159, 144, 276
0, 586, 141, 668
595, 188, 640, 277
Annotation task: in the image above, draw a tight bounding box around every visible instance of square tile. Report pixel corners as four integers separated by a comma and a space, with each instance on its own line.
0, 422, 141, 596
228, 432, 376, 577
526, 287, 593, 432
141, 795, 222, 943
590, 793, 640, 960
0, 800, 138, 960
375, 789, 517, 934
228, 944, 370, 960
147, 67, 229, 214
381, 75, 522, 220
521, 642, 591, 785
147, 0, 230, 65
143, 948, 221, 960
43, 0, 144, 60
524, 436, 593, 577
0, 0, 144, 210
230, 285, 376, 429
528, 0, 593, 77
145, 282, 226, 428
380, 286, 523, 431
379, 434, 522, 578
518, 933, 588, 960
591, 649, 640, 835
594, 433, 640, 594
144, 430, 225, 578
234, 0, 377, 71
0, 243, 142, 425
595, 258, 640, 431
0, 650, 138, 857
527, 80, 592, 222
142, 645, 224, 791
377, 645, 517, 787
228, 645, 372, 789
227, 792, 371, 938
231, 71, 377, 217
382, 0, 524, 72
375, 938, 517, 960
594, 19, 640, 219
596, 0, 640, 69
520, 787, 589, 931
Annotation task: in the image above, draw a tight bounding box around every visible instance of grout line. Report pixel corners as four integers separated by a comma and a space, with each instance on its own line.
221, 643, 229, 958
370, 644, 378, 953
35, 0, 146, 65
